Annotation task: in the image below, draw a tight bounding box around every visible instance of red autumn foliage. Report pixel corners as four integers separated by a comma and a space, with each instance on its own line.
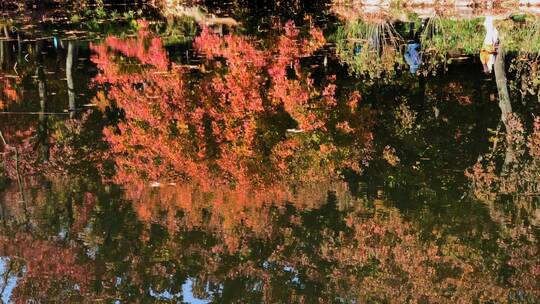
0, 232, 93, 302
92, 20, 374, 190
0, 77, 20, 110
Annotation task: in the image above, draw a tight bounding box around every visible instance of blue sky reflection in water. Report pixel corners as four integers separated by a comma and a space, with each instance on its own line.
0, 259, 17, 303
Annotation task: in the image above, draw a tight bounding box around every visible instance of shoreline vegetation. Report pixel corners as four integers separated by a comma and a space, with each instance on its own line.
2, 0, 540, 13
2, 1, 540, 89
329, 1, 540, 82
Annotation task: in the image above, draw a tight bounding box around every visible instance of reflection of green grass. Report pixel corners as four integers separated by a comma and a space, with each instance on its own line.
334, 20, 404, 80
334, 15, 540, 78
155, 17, 198, 46
420, 18, 484, 55
8, 6, 199, 45
419, 15, 540, 54
504, 17, 540, 97
501, 17, 540, 53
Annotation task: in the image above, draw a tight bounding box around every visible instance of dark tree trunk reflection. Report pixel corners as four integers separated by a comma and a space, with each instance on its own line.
66, 41, 78, 119
36, 41, 49, 162
494, 50, 515, 172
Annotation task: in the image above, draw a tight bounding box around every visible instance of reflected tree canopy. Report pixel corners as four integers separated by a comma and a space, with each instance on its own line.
0, 2, 539, 303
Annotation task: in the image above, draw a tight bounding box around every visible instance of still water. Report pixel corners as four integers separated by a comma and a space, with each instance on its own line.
0, 2, 539, 303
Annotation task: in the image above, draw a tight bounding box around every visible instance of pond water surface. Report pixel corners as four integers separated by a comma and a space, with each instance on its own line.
0, 3, 539, 303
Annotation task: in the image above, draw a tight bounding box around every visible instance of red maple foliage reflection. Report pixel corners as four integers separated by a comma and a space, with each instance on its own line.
0, 233, 93, 302
92, 20, 374, 190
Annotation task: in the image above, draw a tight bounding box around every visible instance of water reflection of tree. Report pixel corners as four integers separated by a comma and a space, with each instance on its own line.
91, 20, 374, 189
2, 171, 539, 302
0, 106, 121, 301
0, 13, 539, 304
464, 53, 540, 299
85, 21, 540, 303
0, 32, 116, 301
342, 61, 537, 302
464, 113, 540, 300
508, 17, 540, 101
